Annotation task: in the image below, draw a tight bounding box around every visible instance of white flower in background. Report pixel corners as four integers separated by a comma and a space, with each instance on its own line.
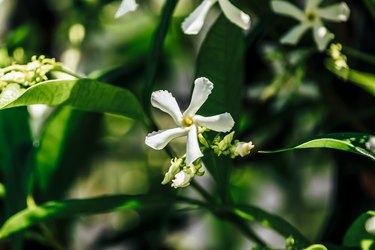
145, 77, 235, 166
366, 136, 375, 154
271, 0, 350, 51
182, 0, 250, 35
115, 0, 138, 18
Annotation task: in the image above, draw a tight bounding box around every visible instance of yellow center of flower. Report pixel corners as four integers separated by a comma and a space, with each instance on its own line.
182, 116, 193, 128
305, 11, 317, 22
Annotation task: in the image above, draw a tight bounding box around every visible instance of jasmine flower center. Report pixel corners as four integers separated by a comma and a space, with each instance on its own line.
182, 116, 194, 128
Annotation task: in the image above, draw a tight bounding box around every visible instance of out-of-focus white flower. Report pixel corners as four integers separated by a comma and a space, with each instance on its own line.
115, 0, 138, 18
366, 216, 375, 235
182, 0, 250, 35
145, 77, 234, 165
366, 136, 375, 154
271, 0, 350, 51
232, 141, 254, 157
171, 171, 192, 188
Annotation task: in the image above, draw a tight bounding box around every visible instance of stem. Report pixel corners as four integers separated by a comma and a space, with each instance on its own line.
343, 46, 375, 65
55, 66, 82, 79
142, 0, 178, 117
190, 180, 216, 204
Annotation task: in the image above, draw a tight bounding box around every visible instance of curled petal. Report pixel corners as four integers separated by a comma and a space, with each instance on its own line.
305, 0, 323, 11
145, 127, 188, 150
316, 3, 350, 22
182, 0, 217, 35
218, 0, 250, 30
271, 1, 305, 21
151, 90, 183, 125
313, 20, 334, 51
115, 0, 138, 18
194, 113, 234, 132
280, 23, 310, 45
186, 125, 203, 166
183, 77, 214, 117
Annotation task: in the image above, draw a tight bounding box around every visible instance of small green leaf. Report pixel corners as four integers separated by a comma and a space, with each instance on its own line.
259, 133, 375, 161
343, 211, 375, 250
0, 195, 164, 239
0, 79, 144, 121
326, 61, 375, 96
234, 204, 310, 246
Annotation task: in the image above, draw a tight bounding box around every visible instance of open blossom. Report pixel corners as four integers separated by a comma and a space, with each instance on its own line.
182, 0, 250, 35
145, 77, 235, 165
115, 0, 138, 18
271, 0, 350, 51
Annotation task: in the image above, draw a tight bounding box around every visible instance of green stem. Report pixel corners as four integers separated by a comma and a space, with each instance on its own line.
55, 66, 82, 79
142, 0, 178, 117
190, 180, 216, 204
343, 46, 375, 65
362, 0, 375, 23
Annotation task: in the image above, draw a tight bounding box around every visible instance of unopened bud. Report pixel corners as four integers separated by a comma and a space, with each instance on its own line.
171, 171, 192, 188
233, 141, 254, 157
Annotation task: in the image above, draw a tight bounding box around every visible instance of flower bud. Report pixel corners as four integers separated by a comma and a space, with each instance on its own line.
171, 171, 192, 188
232, 141, 254, 157
161, 157, 183, 185
366, 136, 375, 154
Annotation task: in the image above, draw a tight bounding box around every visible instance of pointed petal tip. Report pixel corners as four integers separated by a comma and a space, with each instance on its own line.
115, 0, 138, 18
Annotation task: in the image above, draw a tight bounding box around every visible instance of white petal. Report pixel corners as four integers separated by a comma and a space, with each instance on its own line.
182, 0, 217, 35
115, 0, 138, 18
316, 3, 350, 22
183, 77, 214, 117
186, 125, 203, 166
280, 23, 310, 45
313, 20, 334, 51
145, 127, 187, 150
306, 0, 323, 11
218, 0, 250, 30
194, 113, 234, 132
271, 1, 305, 21
151, 90, 183, 125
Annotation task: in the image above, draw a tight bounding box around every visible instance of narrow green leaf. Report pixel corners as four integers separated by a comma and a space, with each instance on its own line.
0, 79, 144, 121
259, 133, 375, 161
326, 60, 375, 96
195, 14, 245, 122
195, 14, 245, 203
0, 195, 164, 239
343, 210, 375, 250
234, 204, 310, 246
34, 107, 103, 201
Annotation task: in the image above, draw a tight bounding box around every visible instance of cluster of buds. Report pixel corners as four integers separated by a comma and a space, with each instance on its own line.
327, 43, 348, 71
0, 55, 61, 92
203, 130, 255, 159
161, 156, 204, 188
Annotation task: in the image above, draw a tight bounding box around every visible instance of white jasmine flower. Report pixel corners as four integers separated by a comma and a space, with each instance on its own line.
233, 141, 254, 157
145, 77, 235, 165
115, 0, 138, 18
366, 136, 375, 154
182, 0, 250, 35
1, 71, 25, 83
271, 0, 350, 51
171, 171, 192, 188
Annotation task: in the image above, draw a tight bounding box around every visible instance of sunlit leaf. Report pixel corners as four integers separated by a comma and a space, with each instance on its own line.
343, 210, 375, 250
0, 79, 144, 122
326, 60, 375, 96
234, 204, 310, 246
259, 133, 375, 161
0, 195, 164, 239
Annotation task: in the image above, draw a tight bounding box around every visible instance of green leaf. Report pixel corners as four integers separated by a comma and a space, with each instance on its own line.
234, 204, 310, 246
0, 108, 33, 249
195, 14, 245, 122
0, 79, 144, 122
259, 133, 375, 161
326, 61, 375, 96
0, 195, 164, 239
195, 14, 245, 203
343, 211, 375, 250
34, 107, 103, 201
